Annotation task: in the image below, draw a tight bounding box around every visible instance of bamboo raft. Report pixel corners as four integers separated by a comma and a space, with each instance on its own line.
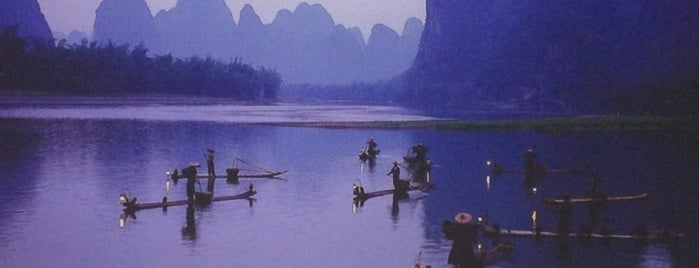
477, 242, 516, 266
170, 157, 287, 181
353, 182, 434, 201
192, 170, 287, 179
543, 193, 648, 204
486, 160, 583, 176
121, 190, 257, 211
484, 225, 685, 241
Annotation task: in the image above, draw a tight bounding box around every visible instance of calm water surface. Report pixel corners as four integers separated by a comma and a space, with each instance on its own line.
0, 102, 697, 267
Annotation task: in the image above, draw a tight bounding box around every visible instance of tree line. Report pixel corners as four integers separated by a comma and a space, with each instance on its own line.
280, 79, 404, 104
0, 26, 280, 100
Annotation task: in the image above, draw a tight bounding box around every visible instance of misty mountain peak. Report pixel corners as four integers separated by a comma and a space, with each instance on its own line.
272, 9, 294, 25
94, 0, 155, 46
402, 17, 424, 38
290, 2, 335, 36
270, 2, 335, 40
152, 0, 236, 58
330, 24, 364, 48
239, 4, 263, 28
368, 23, 401, 47
346, 27, 365, 46
169, 0, 236, 27
293, 2, 334, 24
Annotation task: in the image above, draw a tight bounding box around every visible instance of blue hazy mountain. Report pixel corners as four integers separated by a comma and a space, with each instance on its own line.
364, 24, 402, 82
406, 0, 699, 114
401, 17, 423, 60
234, 4, 271, 67
53, 30, 89, 45
263, 3, 338, 84
0, 0, 53, 42
93, 0, 158, 48
91, 1, 422, 85
152, 0, 236, 58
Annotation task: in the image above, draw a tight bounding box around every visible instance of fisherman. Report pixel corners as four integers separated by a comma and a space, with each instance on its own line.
119, 193, 138, 209
586, 170, 608, 232
557, 191, 572, 236
367, 137, 378, 155
523, 149, 537, 182
387, 161, 408, 192
226, 167, 240, 184
352, 183, 365, 196
442, 212, 478, 268
488, 161, 504, 176
181, 162, 200, 202
587, 170, 606, 200
204, 148, 216, 192
411, 143, 429, 163
388, 161, 401, 180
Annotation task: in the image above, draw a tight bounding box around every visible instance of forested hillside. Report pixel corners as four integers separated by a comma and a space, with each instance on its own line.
0, 26, 280, 100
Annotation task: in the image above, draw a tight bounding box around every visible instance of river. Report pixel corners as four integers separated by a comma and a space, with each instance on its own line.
0, 99, 696, 267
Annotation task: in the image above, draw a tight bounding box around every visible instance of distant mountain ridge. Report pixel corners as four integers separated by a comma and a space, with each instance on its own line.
91, 1, 423, 85
153, 0, 236, 59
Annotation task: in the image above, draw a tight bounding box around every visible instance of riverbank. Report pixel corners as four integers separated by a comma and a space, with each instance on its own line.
261, 115, 694, 132
0, 95, 692, 131
0, 94, 268, 106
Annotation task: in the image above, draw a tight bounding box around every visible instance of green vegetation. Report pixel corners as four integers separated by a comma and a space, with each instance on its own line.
0, 26, 280, 100
267, 115, 693, 132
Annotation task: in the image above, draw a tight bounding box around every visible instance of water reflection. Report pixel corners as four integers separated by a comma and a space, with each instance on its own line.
0, 120, 45, 234
556, 236, 572, 268
485, 175, 491, 191
1, 113, 698, 267
119, 211, 136, 228
181, 205, 197, 241
390, 195, 401, 222
367, 158, 376, 171
359, 160, 375, 175
0, 103, 438, 123
639, 244, 674, 268
585, 201, 609, 235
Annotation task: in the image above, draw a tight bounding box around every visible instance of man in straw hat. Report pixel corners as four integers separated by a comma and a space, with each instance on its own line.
204, 149, 216, 192
442, 212, 478, 268
181, 162, 200, 202
387, 161, 409, 193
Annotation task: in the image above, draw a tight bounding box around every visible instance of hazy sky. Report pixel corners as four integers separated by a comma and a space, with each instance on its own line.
37, 0, 426, 37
